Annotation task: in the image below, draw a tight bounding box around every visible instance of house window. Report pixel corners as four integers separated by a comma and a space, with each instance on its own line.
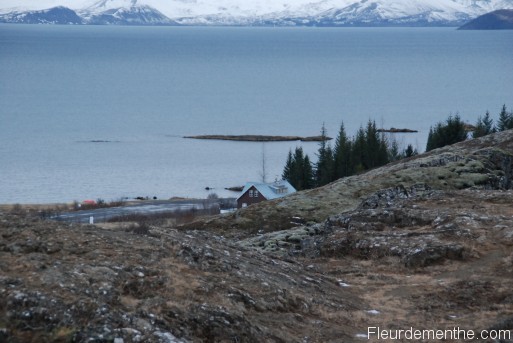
254, 190, 259, 197
249, 190, 253, 197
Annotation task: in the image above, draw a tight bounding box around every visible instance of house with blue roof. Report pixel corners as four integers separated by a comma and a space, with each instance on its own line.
236, 180, 296, 209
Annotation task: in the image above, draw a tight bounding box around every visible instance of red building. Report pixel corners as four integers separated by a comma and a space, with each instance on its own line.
236, 180, 296, 209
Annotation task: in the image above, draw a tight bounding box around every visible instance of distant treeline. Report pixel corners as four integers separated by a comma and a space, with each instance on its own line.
283, 104, 512, 191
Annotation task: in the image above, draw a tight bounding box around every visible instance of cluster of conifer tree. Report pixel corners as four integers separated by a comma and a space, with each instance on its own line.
282, 120, 417, 190
473, 104, 513, 138
425, 114, 467, 152
284, 104, 512, 191
426, 104, 513, 151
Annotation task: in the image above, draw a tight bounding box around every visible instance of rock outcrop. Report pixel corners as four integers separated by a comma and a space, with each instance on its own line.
0, 214, 360, 342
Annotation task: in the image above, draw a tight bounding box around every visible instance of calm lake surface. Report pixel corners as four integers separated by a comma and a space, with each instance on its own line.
1, 24, 512, 204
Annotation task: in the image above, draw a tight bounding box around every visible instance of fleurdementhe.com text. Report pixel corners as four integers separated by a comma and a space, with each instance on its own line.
366, 326, 511, 341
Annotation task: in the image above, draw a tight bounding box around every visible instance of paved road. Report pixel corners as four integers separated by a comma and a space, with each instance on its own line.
52, 198, 236, 224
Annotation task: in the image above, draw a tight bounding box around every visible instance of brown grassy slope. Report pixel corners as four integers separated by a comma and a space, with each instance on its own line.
0, 214, 362, 342
185, 130, 513, 237
294, 188, 513, 340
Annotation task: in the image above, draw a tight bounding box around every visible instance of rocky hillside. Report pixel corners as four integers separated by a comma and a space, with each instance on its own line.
1, 130, 513, 342
190, 130, 513, 237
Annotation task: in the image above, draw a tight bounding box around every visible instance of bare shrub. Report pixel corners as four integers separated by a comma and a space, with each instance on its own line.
207, 193, 219, 200
110, 207, 220, 227
10, 204, 24, 215
126, 222, 152, 235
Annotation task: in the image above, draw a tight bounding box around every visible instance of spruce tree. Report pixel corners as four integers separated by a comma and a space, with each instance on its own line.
426, 126, 436, 152
473, 110, 495, 138
362, 120, 389, 169
302, 155, 314, 190
292, 147, 306, 190
426, 114, 467, 151
445, 114, 468, 145
333, 122, 352, 178
315, 124, 334, 186
350, 126, 366, 173
377, 129, 390, 167
363, 120, 379, 169
497, 104, 513, 131
483, 110, 495, 133
282, 147, 315, 191
403, 144, 418, 158
282, 150, 294, 182
388, 138, 401, 161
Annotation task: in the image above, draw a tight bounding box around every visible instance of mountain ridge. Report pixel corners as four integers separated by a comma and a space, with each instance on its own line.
2, 0, 513, 26
459, 8, 513, 29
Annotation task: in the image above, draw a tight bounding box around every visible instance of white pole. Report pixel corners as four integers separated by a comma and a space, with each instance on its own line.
89, 216, 94, 224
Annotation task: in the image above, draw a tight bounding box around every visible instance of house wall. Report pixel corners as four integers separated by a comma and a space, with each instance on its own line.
237, 186, 267, 208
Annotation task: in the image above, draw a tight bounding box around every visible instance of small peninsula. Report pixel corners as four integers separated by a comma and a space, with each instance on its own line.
183, 135, 332, 142
376, 128, 418, 133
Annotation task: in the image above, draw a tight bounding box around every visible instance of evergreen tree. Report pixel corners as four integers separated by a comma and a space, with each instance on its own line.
282, 150, 294, 182
426, 126, 436, 152
282, 147, 314, 191
315, 124, 334, 186
333, 122, 352, 178
362, 120, 389, 169
497, 104, 513, 131
388, 138, 401, 162
445, 114, 468, 145
426, 114, 467, 151
292, 146, 306, 190
377, 129, 390, 167
302, 155, 315, 190
482, 110, 495, 133
473, 110, 495, 138
363, 120, 379, 169
350, 126, 366, 174
403, 144, 418, 158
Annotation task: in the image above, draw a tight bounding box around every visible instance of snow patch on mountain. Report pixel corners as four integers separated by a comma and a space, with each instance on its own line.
2, 0, 513, 26
79, 1, 176, 25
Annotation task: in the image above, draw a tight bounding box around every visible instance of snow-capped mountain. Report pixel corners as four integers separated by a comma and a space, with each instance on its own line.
82, 4, 176, 25
0, 6, 83, 24
1, 0, 513, 26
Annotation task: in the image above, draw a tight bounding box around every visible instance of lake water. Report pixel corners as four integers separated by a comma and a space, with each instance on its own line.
1, 24, 512, 204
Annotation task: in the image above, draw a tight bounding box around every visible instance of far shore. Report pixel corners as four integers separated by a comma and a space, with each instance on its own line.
183, 134, 332, 142
0, 197, 208, 211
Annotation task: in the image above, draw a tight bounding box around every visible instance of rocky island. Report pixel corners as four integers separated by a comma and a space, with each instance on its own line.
376, 127, 418, 133
183, 134, 332, 142
1, 130, 513, 342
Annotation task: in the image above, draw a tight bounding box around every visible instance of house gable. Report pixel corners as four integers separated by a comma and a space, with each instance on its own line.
237, 185, 267, 208
236, 180, 296, 208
